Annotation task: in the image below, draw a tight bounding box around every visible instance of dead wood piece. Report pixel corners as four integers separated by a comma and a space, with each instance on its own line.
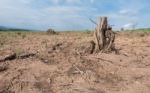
73, 66, 84, 74
104, 29, 115, 52
0, 53, 16, 62
0, 52, 36, 62
18, 53, 36, 59
90, 40, 96, 54
94, 16, 115, 53
95, 17, 107, 50
67, 66, 84, 75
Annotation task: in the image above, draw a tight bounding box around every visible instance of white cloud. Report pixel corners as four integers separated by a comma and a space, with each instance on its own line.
41, 5, 96, 30
0, 0, 149, 30
123, 22, 138, 29
0, 0, 96, 30
119, 9, 138, 16
43, 6, 84, 14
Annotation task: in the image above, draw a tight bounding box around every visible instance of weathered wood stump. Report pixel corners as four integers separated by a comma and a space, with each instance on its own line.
94, 16, 115, 53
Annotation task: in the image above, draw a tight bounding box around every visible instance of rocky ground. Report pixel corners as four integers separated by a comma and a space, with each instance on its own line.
0, 31, 150, 93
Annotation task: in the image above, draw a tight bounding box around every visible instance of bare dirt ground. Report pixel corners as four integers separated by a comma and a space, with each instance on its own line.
0, 31, 150, 93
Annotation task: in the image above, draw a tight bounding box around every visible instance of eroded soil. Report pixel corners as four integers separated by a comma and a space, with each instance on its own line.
0, 31, 150, 93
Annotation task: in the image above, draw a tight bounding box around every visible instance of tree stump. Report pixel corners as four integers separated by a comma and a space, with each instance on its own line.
94, 16, 115, 53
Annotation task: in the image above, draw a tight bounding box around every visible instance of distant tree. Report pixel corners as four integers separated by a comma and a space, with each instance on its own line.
121, 28, 124, 31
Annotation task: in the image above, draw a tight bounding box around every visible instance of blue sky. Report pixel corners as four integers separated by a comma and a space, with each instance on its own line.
0, 0, 149, 31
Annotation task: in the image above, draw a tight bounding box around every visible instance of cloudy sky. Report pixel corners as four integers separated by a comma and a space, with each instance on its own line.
0, 0, 149, 30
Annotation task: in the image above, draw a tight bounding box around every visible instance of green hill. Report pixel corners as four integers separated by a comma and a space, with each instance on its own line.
0, 26, 32, 32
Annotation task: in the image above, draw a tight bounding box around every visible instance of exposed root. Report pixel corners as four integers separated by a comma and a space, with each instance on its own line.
0, 52, 36, 62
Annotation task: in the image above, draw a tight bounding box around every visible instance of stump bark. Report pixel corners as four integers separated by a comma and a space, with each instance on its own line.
94, 16, 115, 52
